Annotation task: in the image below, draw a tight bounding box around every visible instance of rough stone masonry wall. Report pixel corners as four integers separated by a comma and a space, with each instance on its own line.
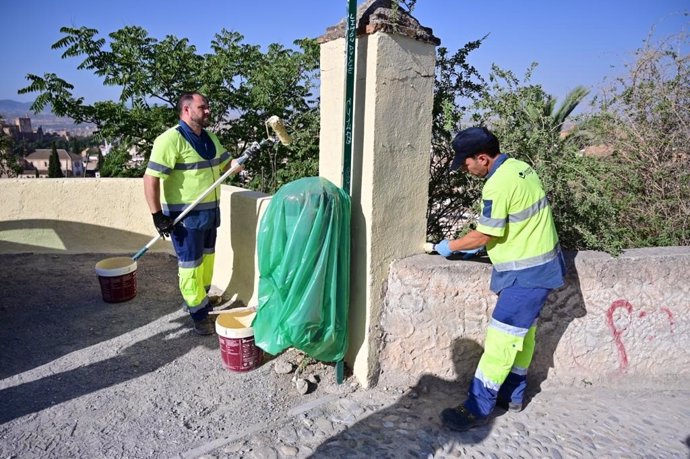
377, 247, 690, 390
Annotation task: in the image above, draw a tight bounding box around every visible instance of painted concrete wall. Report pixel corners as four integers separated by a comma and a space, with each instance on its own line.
0, 178, 268, 306
378, 248, 690, 390
0, 178, 169, 254
319, 32, 435, 387
210, 185, 272, 307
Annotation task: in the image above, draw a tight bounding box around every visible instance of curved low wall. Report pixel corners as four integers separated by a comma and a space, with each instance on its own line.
377, 247, 690, 390
0, 178, 269, 307
0, 178, 172, 255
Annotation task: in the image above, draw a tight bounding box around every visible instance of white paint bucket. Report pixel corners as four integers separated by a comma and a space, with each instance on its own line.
95, 257, 137, 303
216, 307, 263, 372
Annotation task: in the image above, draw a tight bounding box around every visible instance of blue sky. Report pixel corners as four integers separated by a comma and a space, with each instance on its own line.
1, 0, 687, 110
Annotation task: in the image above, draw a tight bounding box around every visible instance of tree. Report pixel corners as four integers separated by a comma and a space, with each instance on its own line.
426, 39, 486, 241
48, 142, 64, 178
99, 144, 137, 177
464, 64, 626, 253
19, 26, 320, 189
97, 149, 104, 172
586, 31, 690, 247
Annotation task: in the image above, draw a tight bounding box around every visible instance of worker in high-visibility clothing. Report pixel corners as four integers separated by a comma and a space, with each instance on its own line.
144, 92, 241, 335
435, 126, 566, 431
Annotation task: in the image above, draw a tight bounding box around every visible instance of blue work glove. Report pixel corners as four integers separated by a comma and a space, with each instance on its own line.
435, 240, 484, 259
434, 240, 455, 257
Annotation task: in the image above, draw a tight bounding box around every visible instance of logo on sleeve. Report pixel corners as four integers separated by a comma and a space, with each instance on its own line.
518, 167, 534, 179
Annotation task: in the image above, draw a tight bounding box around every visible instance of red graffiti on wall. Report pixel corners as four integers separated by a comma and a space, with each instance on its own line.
606, 299, 675, 372
607, 300, 633, 370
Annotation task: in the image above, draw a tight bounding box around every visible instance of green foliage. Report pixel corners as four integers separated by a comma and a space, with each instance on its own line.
585, 31, 690, 248
426, 39, 486, 241
208, 35, 321, 193
467, 64, 622, 252
19, 26, 320, 190
11, 132, 90, 157
48, 142, 64, 178
429, 32, 687, 253
391, 0, 418, 25
99, 145, 143, 177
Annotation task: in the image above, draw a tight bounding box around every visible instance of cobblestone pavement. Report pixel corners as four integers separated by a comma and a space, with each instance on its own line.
188, 381, 690, 459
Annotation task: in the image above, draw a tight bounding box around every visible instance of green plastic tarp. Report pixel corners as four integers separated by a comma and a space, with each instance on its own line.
252, 177, 350, 362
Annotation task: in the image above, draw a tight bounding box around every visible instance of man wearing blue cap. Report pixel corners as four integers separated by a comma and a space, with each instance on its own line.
435, 126, 566, 431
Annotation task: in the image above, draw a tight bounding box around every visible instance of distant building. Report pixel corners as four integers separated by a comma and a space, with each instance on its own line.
17, 117, 32, 133
1, 116, 43, 142
1, 158, 38, 179
24, 149, 84, 177
16, 159, 39, 178
81, 147, 101, 177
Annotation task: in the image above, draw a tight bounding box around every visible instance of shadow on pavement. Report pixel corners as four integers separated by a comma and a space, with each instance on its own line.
310, 339, 504, 457
310, 252, 587, 456
0, 253, 217, 424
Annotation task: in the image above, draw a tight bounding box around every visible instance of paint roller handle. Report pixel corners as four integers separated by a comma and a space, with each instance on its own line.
131, 141, 273, 262
132, 117, 289, 262
132, 244, 152, 261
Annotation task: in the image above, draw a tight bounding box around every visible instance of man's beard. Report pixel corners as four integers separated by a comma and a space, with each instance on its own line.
191, 113, 210, 127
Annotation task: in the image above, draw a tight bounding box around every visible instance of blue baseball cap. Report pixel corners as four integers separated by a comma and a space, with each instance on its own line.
450, 127, 499, 171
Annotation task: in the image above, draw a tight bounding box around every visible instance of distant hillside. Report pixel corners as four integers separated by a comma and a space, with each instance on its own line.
0, 99, 95, 134
0, 99, 47, 116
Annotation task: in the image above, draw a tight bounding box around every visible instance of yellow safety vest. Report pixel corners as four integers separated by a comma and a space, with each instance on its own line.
145, 126, 231, 213
476, 158, 560, 271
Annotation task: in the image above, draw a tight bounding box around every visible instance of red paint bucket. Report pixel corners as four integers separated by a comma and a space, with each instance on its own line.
95, 257, 137, 303
216, 307, 263, 372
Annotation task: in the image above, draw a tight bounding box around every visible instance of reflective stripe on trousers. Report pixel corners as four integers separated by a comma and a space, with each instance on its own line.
171, 225, 217, 319
464, 286, 550, 418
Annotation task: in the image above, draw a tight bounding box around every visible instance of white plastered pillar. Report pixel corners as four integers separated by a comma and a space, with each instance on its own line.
319, 29, 436, 387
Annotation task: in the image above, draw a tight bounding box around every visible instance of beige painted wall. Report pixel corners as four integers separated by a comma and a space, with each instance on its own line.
320, 32, 435, 386
0, 178, 169, 254
0, 179, 268, 308
210, 185, 272, 307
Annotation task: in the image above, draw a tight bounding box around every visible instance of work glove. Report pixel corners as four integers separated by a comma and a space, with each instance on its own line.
435, 240, 484, 260
152, 211, 175, 238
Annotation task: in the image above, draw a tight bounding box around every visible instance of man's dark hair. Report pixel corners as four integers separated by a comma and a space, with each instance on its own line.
177, 92, 206, 115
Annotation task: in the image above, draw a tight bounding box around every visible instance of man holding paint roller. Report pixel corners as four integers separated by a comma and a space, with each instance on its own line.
434, 126, 566, 431
144, 92, 242, 336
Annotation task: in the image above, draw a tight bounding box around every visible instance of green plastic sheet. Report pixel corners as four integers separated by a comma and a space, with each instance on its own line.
252, 177, 351, 362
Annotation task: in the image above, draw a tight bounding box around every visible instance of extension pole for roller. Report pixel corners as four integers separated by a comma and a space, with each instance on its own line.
336, 0, 358, 385
131, 138, 274, 262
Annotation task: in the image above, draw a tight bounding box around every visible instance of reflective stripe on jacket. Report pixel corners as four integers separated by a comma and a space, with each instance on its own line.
476, 157, 559, 271
145, 126, 231, 212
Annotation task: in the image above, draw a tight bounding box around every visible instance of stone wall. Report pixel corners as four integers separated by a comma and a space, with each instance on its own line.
377, 247, 690, 390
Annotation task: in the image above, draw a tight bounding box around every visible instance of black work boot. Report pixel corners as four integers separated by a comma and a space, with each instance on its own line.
193, 316, 216, 336
440, 405, 488, 432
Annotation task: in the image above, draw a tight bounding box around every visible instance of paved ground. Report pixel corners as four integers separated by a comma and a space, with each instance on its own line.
1, 254, 689, 458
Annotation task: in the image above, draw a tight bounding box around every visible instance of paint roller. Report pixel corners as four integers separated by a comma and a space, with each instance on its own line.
132, 116, 292, 261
